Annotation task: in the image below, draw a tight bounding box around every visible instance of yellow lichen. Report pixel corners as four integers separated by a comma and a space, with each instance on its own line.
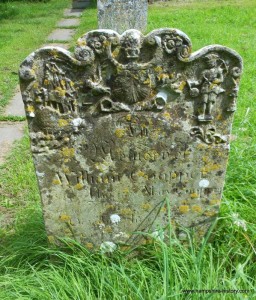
202, 156, 210, 163
126, 114, 132, 121
163, 111, 171, 120
77, 40, 86, 46
201, 163, 221, 173
55, 87, 66, 97
104, 226, 113, 233
33, 82, 39, 89
192, 205, 202, 213
204, 211, 216, 217
74, 183, 84, 190
178, 81, 187, 91
62, 147, 75, 158
85, 242, 94, 249
44, 79, 49, 85
179, 205, 190, 214
122, 188, 129, 194
161, 206, 167, 213
120, 208, 133, 216
190, 193, 199, 199
59, 214, 71, 222
141, 203, 152, 211
115, 128, 126, 138
26, 105, 34, 113
158, 73, 169, 81
106, 204, 116, 210
103, 178, 109, 184
210, 199, 220, 206
137, 171, 148, 179
143, 78, 151, 85
58, 119, 69, 127
171, 173, 177, 179
52, 179, 61, 185
154, 66, 163, 73
120, 245, 131, 251
143, 150, 159, 161
62, 167, 70, 174
47, 235, 55, 244
97, 176, 103, 183
197, 144, 207, 150
50, 49, 59, 57
216, 114, 223, 121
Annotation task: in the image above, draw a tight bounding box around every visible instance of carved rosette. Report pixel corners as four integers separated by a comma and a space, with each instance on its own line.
19, 28, 242, 250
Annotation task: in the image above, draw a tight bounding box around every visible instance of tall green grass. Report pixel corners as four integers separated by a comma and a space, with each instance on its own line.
0, 0, 255, 299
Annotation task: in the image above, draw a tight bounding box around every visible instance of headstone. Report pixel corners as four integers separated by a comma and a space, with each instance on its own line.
19, 28, 242, 250
98, 0, 148, 33
72, 0, 91, 9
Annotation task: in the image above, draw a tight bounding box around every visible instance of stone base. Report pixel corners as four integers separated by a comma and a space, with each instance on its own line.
72, 0, 91, 9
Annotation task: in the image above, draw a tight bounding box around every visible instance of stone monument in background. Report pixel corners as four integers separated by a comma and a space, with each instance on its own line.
72, 0, 91, 9
98, 0, 148, 33
19, 28, 242, 250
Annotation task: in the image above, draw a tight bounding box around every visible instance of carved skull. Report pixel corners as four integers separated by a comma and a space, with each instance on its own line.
120, 30, 142, 60
205, 54, 219, 68
87, 35, 107, 55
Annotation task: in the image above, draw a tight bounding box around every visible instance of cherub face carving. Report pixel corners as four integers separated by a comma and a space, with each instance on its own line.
120, 30, 142, 60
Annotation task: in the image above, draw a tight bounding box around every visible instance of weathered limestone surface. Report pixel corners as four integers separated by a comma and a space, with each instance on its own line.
19, 29, 242, 250
98, 0, 148, 33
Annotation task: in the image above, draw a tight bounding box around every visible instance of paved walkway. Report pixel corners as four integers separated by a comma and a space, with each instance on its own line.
0, 8, 84, 165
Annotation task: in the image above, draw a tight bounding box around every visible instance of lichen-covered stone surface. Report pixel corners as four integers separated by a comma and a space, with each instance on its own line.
19, 28, 242, 250
98, 0, 148, 33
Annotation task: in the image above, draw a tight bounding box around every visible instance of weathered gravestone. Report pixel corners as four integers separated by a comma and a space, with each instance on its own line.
72, 0, 91, 9
19, 29, 242, 250
98, 0, 148, 33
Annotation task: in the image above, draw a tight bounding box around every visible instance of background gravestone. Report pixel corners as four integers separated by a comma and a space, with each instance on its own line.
97, 0, 148, 33
19, 28, 242, 250
72, 0, 91, 9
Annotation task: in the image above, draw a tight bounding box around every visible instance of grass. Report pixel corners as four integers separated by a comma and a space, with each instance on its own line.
0, 0, 256, 299
0, 0, 70, 114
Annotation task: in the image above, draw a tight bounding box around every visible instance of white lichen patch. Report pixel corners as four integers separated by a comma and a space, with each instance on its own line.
151, 230, 164, 241
110, 214, 121, 224
98, 222, 105, 230
113, 232, 129, 240
28, 112, 35, 118
232, 213, 247, 231
36, 171, 45, 177
199, 179, 210, 188
100, 241, 117, 253
72, 118, 84, 132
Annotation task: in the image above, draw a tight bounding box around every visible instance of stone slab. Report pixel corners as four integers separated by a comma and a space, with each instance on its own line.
4, 86, 25, 117
98, 0, 148, 33
72, 0, 91, 9
0, 122, 25, 165
47, 29, 76, 42
57, 18, 80, 28
19, 29, 242, 250
64, 8, 84, 18
43, 43, 70, 50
